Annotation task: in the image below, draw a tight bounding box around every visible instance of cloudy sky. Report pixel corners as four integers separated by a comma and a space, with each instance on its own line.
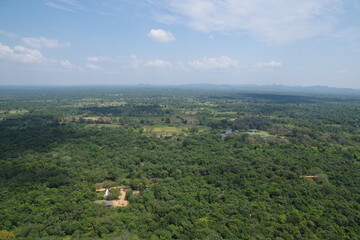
0, 0, 359, 87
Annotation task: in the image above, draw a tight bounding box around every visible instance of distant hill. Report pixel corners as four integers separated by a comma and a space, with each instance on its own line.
176, 84, 360, 95
1, 84, 359, 96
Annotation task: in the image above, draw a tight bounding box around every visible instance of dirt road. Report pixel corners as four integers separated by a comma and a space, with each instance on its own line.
112, 188, 128, 207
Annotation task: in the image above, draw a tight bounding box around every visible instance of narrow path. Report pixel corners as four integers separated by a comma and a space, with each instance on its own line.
112, 188, 128, 207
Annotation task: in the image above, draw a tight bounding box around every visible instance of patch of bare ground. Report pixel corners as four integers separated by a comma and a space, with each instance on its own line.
95, 186, 130, 207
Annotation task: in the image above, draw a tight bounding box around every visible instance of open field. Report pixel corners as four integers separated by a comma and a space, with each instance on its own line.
0, 109, 29, 115
143, 124, 209, 136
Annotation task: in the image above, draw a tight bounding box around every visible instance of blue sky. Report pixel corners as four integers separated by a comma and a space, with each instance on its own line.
0, 0, 359, 88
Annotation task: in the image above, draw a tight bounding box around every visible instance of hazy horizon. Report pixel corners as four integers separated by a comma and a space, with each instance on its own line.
0, 83, 359, 89
1, 1, 359, 88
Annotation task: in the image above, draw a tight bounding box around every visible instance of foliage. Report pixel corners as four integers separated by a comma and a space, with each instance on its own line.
0, 230, 15, 240
0, 87, 359, 239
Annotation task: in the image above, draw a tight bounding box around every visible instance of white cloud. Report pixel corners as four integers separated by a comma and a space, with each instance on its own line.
0, 43, 44, 63
44, 59, 80, 71
85, 56, 111, 63
86, 56, 100, 62
148, 29, 175, 42
42, 0, 83, 12
189, 56, 240, 70
0, 42, 80, 71
85, 63, 101, 70
126, 55, 143, 69
149, 0, 343, 43
22, 37, 70, 49
42, 0, 73, 12
0, 30, 17, 38
176, 61, 189, 71
0, 43, 13, 57
56, 0, 81, 8
146, 59, 172, 67
59, 60, 77, 69
255, 61, 282, 68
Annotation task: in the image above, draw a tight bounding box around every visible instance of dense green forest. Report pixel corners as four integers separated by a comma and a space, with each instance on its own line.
0, 87, 359, 240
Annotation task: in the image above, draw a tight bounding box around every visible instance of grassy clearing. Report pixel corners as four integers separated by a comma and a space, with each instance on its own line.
85, 124, 121, 128
1, 109, 29, 114
98, 101, 127, 107
184, 111, 198, 115
240, 129, 272, 136
143, 125, 184, 136
215, 111, 238, 117
199, 102, 217, 107
95, 180, 117, 189
241, 129, 287, 139
68, 101, 127, 108
142, 124, 210, 136
252, 130, 271, 136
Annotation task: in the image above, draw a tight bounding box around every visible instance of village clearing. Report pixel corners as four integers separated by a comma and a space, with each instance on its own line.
95, 186, 129, 207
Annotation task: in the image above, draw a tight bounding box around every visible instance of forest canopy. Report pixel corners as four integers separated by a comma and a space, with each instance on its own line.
0, 87, 359, 240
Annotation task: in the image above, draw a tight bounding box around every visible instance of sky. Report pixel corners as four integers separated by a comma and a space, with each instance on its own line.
0, 0, 359, 88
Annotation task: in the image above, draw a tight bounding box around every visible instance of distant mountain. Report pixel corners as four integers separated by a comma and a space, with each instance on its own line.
176, 84, 360, 95
1, 84, 359, 96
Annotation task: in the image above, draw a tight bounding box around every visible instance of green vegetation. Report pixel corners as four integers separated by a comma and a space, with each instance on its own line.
0, 86, 359, 239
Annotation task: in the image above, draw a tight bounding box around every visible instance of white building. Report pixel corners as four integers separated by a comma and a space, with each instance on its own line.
104, 189, 110, 197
